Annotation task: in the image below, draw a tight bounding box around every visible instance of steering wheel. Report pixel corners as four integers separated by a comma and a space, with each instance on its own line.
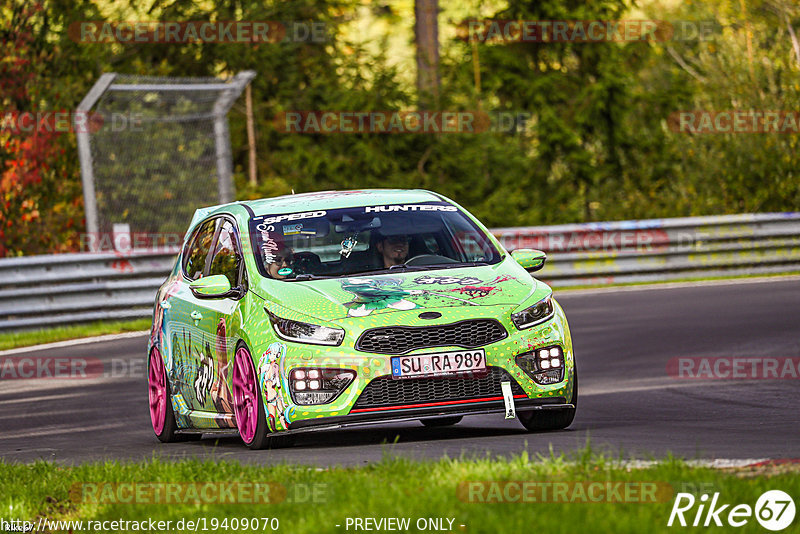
404, 254, 458, 266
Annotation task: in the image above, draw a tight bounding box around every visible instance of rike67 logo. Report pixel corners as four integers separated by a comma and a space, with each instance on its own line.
668, 490, 795, 531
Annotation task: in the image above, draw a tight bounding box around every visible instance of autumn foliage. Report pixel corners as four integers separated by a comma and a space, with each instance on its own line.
1, 2, 82, 256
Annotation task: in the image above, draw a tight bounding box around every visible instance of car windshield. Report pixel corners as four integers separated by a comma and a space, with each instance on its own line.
248, 201, 502, 280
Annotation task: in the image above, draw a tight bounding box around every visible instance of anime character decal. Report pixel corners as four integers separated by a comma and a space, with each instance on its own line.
149, 279, 180, 353
194, 342, 214, 406
170, 330, 194, 428
339, 274, 521, 316
341, 278, 420, 317
258, 342, 290, 431
209, 318, 234, 418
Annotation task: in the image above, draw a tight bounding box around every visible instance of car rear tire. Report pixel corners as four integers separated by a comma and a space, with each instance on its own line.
518, 367, 577, 432
149, 348, 193, 442
420, 416, 463, 427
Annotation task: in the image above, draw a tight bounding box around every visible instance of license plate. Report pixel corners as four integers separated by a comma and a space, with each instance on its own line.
391, 349, 486, 379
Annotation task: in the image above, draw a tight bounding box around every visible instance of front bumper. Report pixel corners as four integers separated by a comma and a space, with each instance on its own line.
289, 396, 571, 432
257, 301, 575, 431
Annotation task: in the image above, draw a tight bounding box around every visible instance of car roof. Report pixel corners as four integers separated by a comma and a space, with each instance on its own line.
243, 189, 444, 216
186, 189, 449, 236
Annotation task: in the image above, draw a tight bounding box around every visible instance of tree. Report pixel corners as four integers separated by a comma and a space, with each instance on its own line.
415, 0, 440, 108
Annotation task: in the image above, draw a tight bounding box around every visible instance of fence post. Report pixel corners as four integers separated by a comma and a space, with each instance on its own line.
213, 70, 257, 204
75, 73, 117, 244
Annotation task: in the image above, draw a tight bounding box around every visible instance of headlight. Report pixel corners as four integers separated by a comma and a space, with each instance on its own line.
511, 295, 555, 329
268, 311, 345, 346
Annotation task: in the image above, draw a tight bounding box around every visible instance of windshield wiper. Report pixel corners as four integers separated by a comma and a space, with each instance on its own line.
345, 262, 486, 277
444, 261, 490, 268
388, 264, 431, 271
285, 273, 331, 282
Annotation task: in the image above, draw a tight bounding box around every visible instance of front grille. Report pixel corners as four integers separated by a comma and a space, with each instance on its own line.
355, 319, 507, 355
353, 367, 525, 409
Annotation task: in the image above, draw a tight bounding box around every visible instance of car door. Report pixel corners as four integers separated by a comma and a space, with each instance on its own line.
167, 217, 217, 417
187, 217, 245, 424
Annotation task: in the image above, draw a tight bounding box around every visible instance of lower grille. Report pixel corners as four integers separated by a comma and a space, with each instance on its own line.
352, 367, 526, 409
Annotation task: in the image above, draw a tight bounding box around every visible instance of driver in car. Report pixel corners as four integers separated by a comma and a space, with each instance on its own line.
376, 233, 411, 268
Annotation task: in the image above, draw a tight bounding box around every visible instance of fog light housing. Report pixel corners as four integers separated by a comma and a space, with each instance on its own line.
289, 368, 356, 405
515, 345, 565, 385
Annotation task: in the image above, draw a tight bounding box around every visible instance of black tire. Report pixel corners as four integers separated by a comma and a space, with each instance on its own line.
233, 344, 270, 449
518, 367, 578, 432
232, 343, 296, 450
421, 416, 463, 427
150, 349, 198, 443
244, 400, 296, 449
243, 399, 270, 450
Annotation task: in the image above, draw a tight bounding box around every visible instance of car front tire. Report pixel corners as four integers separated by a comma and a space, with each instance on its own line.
420, 416, 463, 427
518, 367, 577, 432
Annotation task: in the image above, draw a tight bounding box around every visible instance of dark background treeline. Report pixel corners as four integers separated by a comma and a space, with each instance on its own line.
2, 0, 799, 256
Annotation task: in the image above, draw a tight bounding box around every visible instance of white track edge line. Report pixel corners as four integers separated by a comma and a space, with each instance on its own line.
0, 330, 149, 356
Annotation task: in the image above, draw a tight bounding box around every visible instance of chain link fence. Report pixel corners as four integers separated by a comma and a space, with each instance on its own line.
75, 71, 255, 249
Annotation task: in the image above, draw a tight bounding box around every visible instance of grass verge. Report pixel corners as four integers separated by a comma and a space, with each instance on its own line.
1, 450, 797, 533
0, 318, 150, 351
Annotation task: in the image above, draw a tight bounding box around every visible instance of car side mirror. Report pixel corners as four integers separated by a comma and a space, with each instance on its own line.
189, 275, 244, 299
511, 249, 547, 273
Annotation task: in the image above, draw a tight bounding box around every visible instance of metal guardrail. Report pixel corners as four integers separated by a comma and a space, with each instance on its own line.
1, 213, 798, 331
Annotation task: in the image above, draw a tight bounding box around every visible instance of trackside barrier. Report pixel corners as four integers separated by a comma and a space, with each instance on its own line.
0, 213, 798, 331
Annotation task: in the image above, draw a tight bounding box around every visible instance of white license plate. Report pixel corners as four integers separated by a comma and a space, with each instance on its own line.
391, 349, 486, 379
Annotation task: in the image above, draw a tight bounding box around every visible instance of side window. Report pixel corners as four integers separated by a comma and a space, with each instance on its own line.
183, 219, 216, 280
422, 235, 442, 255
447, 218, 492, 262
208, 220, 241, 286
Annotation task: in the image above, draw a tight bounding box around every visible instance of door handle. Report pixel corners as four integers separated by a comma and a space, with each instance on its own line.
190, 311, 203, 321
160, 300, 171, 309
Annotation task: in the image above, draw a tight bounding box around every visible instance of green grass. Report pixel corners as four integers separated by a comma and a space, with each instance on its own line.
0, 318, 150, 351
1, 449, 796, 533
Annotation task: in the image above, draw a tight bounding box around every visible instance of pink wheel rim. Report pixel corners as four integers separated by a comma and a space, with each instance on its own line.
148, 348, 167, 435
232, 347, 259, 443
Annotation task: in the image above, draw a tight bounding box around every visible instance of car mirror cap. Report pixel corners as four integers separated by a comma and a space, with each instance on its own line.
189, 274, 235, 299
510, 248, 547, 272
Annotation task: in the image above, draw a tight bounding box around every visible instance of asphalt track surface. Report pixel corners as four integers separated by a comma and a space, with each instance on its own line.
2, 278, 798, 466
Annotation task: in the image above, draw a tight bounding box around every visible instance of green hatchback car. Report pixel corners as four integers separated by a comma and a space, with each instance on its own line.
148, 190, 577, 448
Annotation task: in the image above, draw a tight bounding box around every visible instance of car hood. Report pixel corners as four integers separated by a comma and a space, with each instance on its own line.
254, 260, 543, 322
